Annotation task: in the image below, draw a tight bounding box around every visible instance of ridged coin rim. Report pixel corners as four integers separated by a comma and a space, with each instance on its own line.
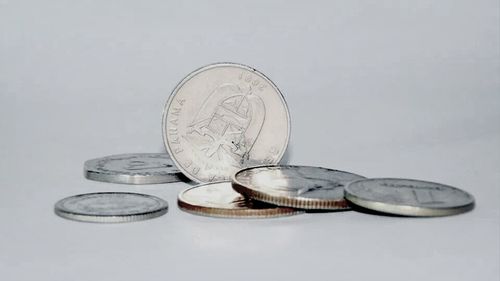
232, 165, 366, 210
178, 181, 302, 218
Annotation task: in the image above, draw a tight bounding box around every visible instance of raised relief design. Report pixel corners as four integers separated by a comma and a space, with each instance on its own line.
183, 83, 266, 167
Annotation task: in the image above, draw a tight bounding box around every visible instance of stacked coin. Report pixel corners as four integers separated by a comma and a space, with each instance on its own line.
55, 62, 475, 223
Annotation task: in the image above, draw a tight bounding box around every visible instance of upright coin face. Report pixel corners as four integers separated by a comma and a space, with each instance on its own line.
232, 165, 366, 210
344, 178, 475, 217
54, 192, 169, 223
178, 181, 300, 218
163, 63, 290, 183
84, 153, 183, 184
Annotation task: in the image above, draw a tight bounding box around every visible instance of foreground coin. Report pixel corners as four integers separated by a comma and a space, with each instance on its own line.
178, 181, 300, 218
345, 178, 475, 217
163, 63, 290, 183
55, 192, 169, 223
84, 153, 183, 184
232, 165, 365, 210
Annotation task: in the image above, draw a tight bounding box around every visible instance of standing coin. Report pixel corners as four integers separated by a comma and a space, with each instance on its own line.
84, 153, 183, 184
178, 181, 300, 218
232, 165, 365, 210
344, 178, 475, 217
54, 192, 169, 223
163, 63, 290, 183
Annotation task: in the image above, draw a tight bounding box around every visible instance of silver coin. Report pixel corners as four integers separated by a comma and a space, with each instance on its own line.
54, 192, 169, 223
344, 178, 475, 216
84, 153, 183, 184
232, 165, 366, 210
178, 181, 301, 218
162, 63, 290, 183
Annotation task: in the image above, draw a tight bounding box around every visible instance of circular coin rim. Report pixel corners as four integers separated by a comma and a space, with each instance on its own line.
177, 181, 301, 218
231, 165, 366, 210
84, 153, 183, 185
344, 178, 475, 217
162, 62, 291, 183
54, 192, 169, 223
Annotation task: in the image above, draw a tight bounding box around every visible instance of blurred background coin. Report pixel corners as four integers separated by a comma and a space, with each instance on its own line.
232, 165, 365, 210
163, 63, 290, 183
84, 153, 183, 184
345, 178, 475, 217
54, 192, 169, 223
178, 181, 300, 218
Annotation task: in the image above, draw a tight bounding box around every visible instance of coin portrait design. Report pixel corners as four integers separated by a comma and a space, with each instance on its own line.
163, 63, 290, 183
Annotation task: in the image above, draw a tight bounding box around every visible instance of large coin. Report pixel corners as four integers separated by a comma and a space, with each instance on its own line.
232, 165, 365, 210
162, 63, 290, 183
178, 181, 300, 218
344, 178, 475, 217
54, 192, 169, 223
84, 153, 183, 184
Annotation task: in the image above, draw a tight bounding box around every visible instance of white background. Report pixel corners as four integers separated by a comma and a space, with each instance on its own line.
1, 1, 499, 280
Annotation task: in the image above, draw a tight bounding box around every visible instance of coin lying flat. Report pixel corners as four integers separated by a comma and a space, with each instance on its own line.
178, 181, 300, 218
163, 63, 290, 183
344, 178, 475, 217
232, 165, 366, 210
84, 153, 183, 184
55, 192, 169, 223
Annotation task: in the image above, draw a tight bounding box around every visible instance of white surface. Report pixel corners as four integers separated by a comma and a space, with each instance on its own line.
1, 1, 499, 280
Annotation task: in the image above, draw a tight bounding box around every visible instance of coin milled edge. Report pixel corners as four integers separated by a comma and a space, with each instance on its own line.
232, 165, 365, 210
177, 182, 301, 219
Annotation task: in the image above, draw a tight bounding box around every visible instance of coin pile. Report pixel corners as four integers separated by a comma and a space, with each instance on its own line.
54, 63, 475, 223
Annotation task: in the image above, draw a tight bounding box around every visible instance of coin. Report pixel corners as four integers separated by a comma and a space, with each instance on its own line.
232, 165, 366, 210
162, 63, 290, 183
54, 192, 169, 223
84, 153, 183, 184
178, 181, 301, 218
344, 178, 475, 216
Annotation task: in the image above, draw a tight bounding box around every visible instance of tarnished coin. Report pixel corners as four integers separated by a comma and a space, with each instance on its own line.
345, 178, 475, 217
178, 181, 300, 218
163, 63, 290, 183
232, 165, 365, 210
54, 192, 169, 223
84, 153, 183, 184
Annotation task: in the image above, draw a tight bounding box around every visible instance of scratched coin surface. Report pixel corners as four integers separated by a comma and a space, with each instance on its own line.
84, 153, 183, 184
232, 165, 365, 210
54, 192, 169, 223
162, 63, 290, 183
178, 181, 300, 218
345, 178, 475, 216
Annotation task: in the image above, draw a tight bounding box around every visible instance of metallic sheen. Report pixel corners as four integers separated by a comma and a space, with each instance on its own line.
163, 63, 290, 183
178, 181, 300, 218
54, 192, 169, 223
232, 165, 365, 210
84, 153, 183, 184
345, 178, 475, 216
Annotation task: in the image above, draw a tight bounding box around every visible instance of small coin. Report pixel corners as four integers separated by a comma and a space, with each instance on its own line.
55, 192, 169, 223
232, 165, 366, 210
178, 181, 301, 218
84, 153, 183, 184
163, 62, 290, 183
344, 178, 475, 217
